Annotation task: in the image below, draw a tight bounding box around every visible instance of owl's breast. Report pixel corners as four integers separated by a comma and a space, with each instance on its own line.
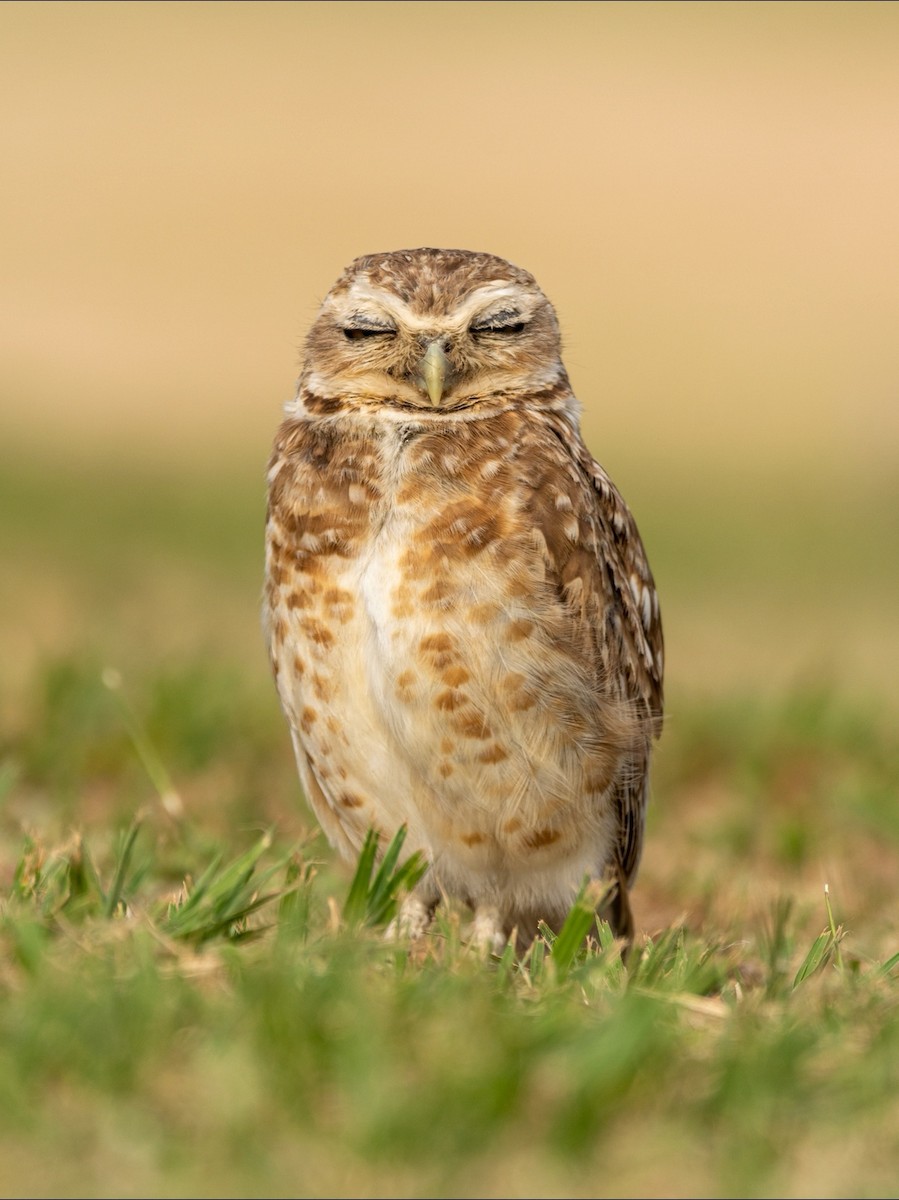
266, 412, 635, 885
359, 434, 621, 843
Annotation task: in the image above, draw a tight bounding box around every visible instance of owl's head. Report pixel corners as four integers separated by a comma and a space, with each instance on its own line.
297, 248, 567, 413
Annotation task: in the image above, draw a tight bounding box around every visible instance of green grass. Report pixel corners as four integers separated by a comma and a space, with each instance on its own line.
1, 737, 897, 1199
1, 454, 898, 1198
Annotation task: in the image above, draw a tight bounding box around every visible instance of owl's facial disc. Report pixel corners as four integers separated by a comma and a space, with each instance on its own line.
301, 255, 566, 413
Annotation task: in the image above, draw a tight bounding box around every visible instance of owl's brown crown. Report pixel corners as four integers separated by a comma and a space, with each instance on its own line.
332, 247, 540, 313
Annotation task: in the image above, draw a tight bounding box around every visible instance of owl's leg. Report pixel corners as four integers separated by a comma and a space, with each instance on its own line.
385, 874, 441, 942
386, 894, 433, 941
468, 904, 509, 957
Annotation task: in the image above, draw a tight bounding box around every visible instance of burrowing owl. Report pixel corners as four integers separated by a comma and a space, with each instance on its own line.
263, 248, 663, 951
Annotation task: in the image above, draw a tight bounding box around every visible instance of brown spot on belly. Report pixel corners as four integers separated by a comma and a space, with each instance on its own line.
460, 831, 485, 847
295, 552, 332, 577
468, 602, 502, 624
437, 761, 454, 778
584, 770, 613, 794
299, 706, 317, 733
442, 665, 469, 687
323, 586, 355, 622
400, 542, 432, 571
391, 583, 414, 619
421, 577, 452, 606
292, 654, 306, 677
506, 618, 535, 641
523, 826, 560, 850
452, 712, 493, 740
435, 689, 463, 712
425, 501, 506, 557
503, 817, 522, 834
502, 672, 538, 712
324, 586, 352, 605
506, 579, 532, 600
420, 632, 453, 652
478, 743, 508, 764
300, 618, 335, 648
395, 483, 413, 506
339, 791, 365, 809
419, 632, 457, 672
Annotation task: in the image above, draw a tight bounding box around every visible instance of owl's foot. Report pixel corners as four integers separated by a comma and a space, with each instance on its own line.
468, 905, 509, 957
385, 892, 435, 942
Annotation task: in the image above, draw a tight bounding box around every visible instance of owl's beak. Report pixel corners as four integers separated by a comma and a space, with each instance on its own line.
419, 340, 449, 406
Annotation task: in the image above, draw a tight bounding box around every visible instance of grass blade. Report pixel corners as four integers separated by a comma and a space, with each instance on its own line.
103, 819, 143, 918
793, 886, 846, 988
162, 832, 284, 944
342, 828, 379, 927
878, 950, 899, 976
793, 931, 832, 987
341, 826, 428, 930
549, 882, 599, 979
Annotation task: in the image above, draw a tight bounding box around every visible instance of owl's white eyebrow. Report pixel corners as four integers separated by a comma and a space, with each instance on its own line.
447, 285, 531, 323
345, 311, 395, 330
471, 305, 522, 326
343, 282, 534, 331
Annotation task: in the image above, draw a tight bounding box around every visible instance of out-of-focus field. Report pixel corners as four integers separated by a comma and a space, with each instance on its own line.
2, 1, 898, 706
1, 4, 898, 1197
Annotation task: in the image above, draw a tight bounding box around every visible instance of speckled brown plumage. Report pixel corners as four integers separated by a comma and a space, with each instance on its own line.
263, 248, 663, 951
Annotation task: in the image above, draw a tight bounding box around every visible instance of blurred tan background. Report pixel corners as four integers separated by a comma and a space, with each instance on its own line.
2, 0, 898, 703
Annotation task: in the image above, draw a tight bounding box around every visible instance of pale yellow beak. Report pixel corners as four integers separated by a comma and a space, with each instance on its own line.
420, 340, 449, 406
